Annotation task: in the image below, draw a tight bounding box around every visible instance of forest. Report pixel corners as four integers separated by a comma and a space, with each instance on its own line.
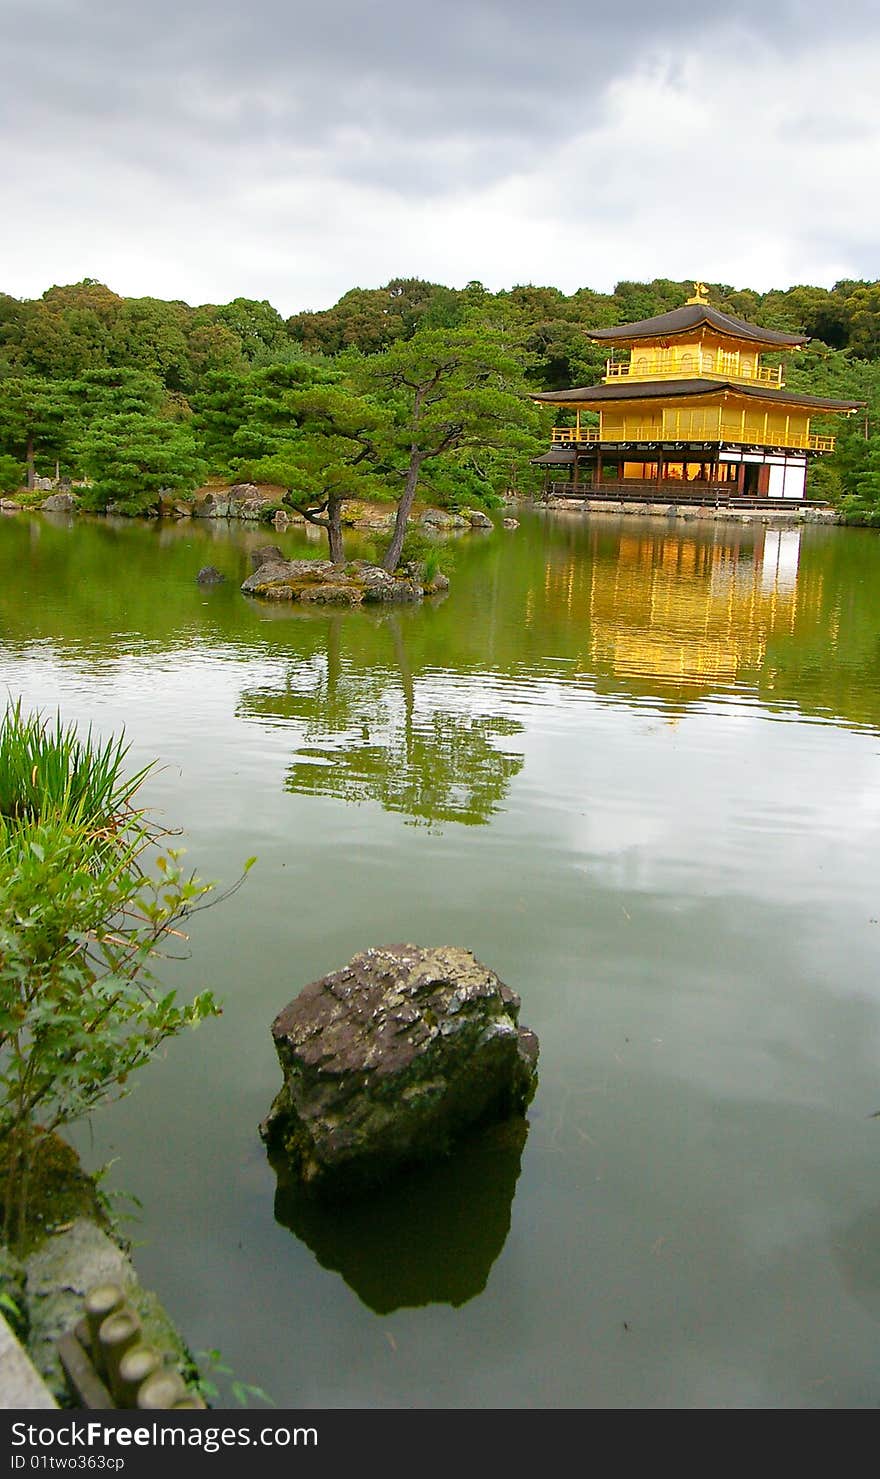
1, 275, 879, 526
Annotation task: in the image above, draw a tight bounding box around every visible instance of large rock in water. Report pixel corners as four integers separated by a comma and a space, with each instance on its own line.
260, 945, 538, 1197
241, 557, 445, 605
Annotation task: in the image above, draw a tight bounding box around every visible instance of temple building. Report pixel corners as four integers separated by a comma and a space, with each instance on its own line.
531, 284, 862, 504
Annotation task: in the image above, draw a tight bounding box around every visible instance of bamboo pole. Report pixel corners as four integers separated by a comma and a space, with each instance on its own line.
116, 1344, 164, 1409
98, 1308, 142, 1400
137, 1369, 189, 1408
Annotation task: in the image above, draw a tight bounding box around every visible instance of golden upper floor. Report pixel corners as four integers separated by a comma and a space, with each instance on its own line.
603, 342, 783, 388
590, 284, 805, 388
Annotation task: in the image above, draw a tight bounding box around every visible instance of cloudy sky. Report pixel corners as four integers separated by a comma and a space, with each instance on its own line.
2, 0, 878, 314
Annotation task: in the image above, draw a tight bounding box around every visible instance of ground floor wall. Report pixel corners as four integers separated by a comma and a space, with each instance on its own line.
570, 448, 809, 500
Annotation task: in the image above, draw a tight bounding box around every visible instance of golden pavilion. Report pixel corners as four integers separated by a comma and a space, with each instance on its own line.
531, 284, 862, 504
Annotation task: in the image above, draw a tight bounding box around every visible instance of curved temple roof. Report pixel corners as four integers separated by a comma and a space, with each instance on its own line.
586, 303, 808, 348
530, 378, 863, 411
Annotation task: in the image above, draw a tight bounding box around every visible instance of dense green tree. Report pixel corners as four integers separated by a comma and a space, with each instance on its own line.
106, 298, 193, 390
7, 283, 122, 379
214, 298, 287, 360
0, 377, 69, 487
0, 294, 27, 371
759, 284, 851, 347
230, 361, 336, 463
854, 436, 880, 500
191, 368, 255, 473
611, 279, 689, 323
359, 324, 545, 571
2, 273, 880, 523
73, 412, 206, 514
288, 279, 462, 357
65, 365, 173, 416
248, 386, 391, 563
844, 285, 880, 360
184, 320, 247, 384
289, 287, 401, 357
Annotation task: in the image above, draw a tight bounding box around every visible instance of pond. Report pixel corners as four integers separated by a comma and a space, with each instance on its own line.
2, 506, 880, 1409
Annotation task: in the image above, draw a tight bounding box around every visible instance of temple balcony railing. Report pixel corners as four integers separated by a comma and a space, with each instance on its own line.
550, 424, 600, 443
604, 356, 784, 388
551, 423, 835, 452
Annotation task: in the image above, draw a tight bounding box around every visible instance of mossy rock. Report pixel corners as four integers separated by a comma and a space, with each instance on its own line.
0, 1130, 109, 1255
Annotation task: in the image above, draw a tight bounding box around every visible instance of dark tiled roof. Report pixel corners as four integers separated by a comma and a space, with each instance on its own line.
586, 303, 807, 347
530, 378, 863, 411
531, 447, 576, 465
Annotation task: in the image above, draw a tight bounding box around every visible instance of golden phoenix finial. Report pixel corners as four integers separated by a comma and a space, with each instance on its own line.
687, 281, 710, 305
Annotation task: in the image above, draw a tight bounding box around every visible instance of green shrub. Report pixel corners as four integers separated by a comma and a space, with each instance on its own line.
382, 527, 455, 576
0, 703, 235, 1249
0, 457, 23, 495
838, 496, 880, 526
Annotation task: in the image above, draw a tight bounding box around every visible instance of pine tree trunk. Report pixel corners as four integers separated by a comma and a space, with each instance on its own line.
382, 451, 424, 572
327, 497, 345, 565
25, 433, 35, 491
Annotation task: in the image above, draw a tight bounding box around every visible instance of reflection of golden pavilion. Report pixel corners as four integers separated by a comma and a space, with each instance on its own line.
532, 285, 862, 504
539, 526, 808, 690
590, 528, 802, 685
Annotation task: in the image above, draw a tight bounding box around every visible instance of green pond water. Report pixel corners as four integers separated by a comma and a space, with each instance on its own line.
2, 506, 880, 1409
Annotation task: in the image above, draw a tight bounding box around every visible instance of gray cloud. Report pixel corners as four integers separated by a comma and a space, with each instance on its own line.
5, 1, 873, 175
1, 0, 878, 308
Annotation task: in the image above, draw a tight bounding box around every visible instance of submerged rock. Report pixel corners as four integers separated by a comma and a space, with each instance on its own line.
196, 565, 225, 584
260, 944, 539, 1197
502, 517, 519, 530
271, 1117, 528, 1311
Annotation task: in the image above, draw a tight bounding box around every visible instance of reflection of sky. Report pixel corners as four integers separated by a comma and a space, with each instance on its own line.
11, 644, 880, 923
9, 606, 880, 1407
512, 690, 880, 915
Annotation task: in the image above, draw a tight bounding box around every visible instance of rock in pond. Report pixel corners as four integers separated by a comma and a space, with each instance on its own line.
463, 507, 493, 529
241, 558, 431, 605
420, 507, 468, 530
196, 565, 225, 584
41, 492, 76, 514
260, 944, 539, 1197
250, 544, 286, 571
192, 491, 231, 518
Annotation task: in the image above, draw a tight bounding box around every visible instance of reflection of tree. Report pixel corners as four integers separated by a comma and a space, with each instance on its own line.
237, 614, 524, 826
271, 1118, 528, 1313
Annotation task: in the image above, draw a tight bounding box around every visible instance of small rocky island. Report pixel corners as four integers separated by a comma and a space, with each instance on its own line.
260, 944, 539, 1197
241, 547, 449, 605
